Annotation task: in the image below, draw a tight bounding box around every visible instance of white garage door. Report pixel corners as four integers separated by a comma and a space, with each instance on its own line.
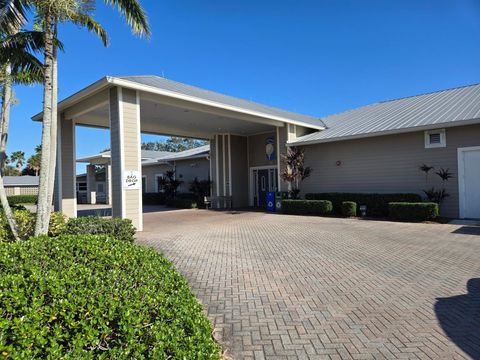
458, 147, 480, 219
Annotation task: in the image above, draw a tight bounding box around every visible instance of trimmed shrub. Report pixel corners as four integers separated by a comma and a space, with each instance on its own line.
282, 200, 333, 216
0, 235, 221, 359
142, 192, 166, 205
7, 195, 37, 205
62, 216, 136, 243
388, 202, 439, 222
342, 201, 357, 217
166, 198, 198, 209
305, 193, 422, 217
49, 212, 67, 237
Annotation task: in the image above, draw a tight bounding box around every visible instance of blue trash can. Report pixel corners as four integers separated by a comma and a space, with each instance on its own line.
266, 192, 275, 212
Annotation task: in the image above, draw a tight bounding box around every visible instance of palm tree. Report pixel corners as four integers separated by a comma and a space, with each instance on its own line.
26, 145, 41, 176
10, 150, 24, 170
31, 0, 150, 235
0, 27, 44, 240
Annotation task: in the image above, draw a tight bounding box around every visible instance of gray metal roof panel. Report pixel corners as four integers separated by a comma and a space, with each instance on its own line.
117, 76, 324, 128
4, 176, 39, 186
292, 83, 480, 144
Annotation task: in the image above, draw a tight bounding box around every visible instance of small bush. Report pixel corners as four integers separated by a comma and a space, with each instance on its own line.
142, 192, 166, 205
0, 235, 220, 358
62, 216, 136, 242
166, 198, 198, 209
7, 195, 37, 205
49, 212, 67, 237
282, 200, 333, 216
342, 201, 357, 217
305, 193, 422, 217
388, 202, 439, 222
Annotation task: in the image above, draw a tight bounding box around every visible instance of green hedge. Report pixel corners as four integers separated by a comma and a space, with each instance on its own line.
166, 198, 198, 209
282, 200, 333, 216
142, 192, 166, 205
305, 193, 422, 217
0, 235, 220, 359
342, 201, 357, 217
7, 195, 37, 205
388, 202, 439, 222
62, 216, 136, 243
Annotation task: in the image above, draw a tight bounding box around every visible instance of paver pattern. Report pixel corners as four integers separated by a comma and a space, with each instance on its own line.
137, 209, 480, 360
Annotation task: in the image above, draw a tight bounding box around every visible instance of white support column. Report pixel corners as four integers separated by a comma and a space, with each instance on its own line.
86, 165, 97, 204
109, 87, 143, 231
106, 164, 112, 205
54, 116, 77, 217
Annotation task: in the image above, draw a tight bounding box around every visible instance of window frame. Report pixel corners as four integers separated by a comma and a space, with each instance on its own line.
424, 129, 446, 149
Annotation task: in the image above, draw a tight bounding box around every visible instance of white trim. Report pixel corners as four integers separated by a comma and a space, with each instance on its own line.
222, 134, 226, 196
209, 137, 213, 195
109, 78, 323, 130
135, 91, 143, 231
457, 146, 480, 219
55, 116, 63, 212
117, 87, 126, 218
246, 135, 250, 198
215, 134, 219, 196
249, 165, 278, 207
71, 120, 77, 216
228, 133, 232, 196
276, 127, 281, 192
424, 128, 446, 148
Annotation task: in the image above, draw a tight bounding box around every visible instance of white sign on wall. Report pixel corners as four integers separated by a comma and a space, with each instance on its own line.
123, 170, 141, 190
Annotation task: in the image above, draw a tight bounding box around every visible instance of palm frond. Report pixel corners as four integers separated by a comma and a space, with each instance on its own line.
11, 53, 43, 85
70, 12, 108, 46
104, 0, 150, 38
0, 0, 30, 32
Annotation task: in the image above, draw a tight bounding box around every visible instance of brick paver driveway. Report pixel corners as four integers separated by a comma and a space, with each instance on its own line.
137, 209, 480, 360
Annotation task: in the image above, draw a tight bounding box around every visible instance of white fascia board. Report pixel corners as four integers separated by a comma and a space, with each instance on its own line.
108, 77, 324, 130
290, 118, 480, 146
32, 77, 111, 121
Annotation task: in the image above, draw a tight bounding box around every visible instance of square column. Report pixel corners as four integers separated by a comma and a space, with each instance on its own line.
109, 87, 143, 231
86, 164, 97, 204
106, 164, 112, 205
54, 116, 77, 217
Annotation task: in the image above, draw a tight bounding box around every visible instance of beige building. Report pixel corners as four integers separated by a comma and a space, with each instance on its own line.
76, 146, 210, 204
3, 176, 39, 196
32, 76, 480, 230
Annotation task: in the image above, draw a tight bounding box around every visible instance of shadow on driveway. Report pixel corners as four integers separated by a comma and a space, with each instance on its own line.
451, 226, 480, 236
435, 278, 480, 359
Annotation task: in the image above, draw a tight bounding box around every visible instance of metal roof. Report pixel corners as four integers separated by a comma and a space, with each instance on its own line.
117, 76, 324, 129
292, 83, 480, 145
77, 145, 210, 165
3, 176, 39, 186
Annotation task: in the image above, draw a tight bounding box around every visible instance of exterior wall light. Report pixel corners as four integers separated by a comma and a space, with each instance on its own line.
359, 205, 367, 217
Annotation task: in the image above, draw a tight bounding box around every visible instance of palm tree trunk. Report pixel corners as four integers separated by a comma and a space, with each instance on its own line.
35, 13, 55, 236
0, 64, 20, 241
46, 23, 58, 212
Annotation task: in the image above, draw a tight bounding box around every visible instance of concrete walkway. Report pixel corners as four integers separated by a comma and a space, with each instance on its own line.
137, 210, 480, 360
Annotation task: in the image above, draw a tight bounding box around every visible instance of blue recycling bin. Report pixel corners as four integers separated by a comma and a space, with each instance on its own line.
266, 192, 275, 212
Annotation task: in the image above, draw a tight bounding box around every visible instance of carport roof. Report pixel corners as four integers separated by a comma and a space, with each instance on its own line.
32, 76, 324, 130
291, 83, 480, 145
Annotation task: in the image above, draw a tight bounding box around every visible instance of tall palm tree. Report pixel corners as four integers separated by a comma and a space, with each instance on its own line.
32, 0, 150, 235
0, 27, 44, 240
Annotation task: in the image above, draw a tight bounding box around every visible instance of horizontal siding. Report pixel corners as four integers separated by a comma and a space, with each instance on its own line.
248, 132, 276, 167
301, 124, 480, 218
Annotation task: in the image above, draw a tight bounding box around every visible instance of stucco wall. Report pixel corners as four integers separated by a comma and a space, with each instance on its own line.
300, 124, 480, 218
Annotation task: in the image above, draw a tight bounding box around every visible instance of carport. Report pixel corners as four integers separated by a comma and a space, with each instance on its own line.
33, 76, 322, 230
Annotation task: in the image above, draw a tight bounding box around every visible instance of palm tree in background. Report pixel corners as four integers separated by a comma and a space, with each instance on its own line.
26, 144, 41, 176
10, 150, 24, 170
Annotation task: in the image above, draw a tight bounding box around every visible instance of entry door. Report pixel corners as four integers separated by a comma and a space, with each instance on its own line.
254, 168, 278, 207
459, 148, 480, 219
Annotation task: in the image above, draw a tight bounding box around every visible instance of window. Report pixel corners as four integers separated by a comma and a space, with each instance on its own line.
155, 174, 164, 193
77, 182, 87, 192
261, 176, 266, 191
424, 129, 446, 148
142, 176, 147, 193
96, 183, 105, 194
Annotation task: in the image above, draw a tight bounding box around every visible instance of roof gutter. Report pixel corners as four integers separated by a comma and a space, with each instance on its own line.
289, 118, 480, 146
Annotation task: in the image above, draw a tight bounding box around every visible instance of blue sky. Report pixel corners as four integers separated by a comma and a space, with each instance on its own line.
9, 0, 480, 173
